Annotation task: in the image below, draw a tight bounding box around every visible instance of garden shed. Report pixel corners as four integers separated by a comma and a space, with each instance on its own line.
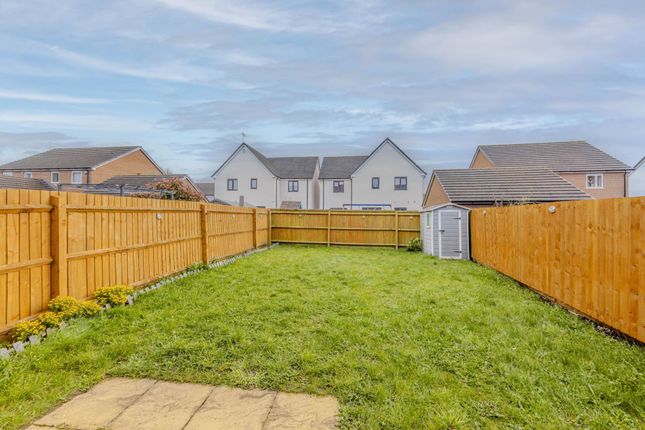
420, 203, 470, 259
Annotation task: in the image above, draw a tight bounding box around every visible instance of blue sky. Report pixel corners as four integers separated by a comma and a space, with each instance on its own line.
0, 1, 644, 187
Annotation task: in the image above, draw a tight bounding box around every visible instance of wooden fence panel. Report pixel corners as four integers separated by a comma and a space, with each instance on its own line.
470, 197, 644, 342
270, 210, 421, 247
0, 189, 270, 333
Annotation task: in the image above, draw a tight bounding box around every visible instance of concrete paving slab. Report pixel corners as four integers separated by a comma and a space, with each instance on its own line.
264, 392, 339, 430
34, 378, 155, 430
110, 381, 212, 430
184, 386, 275, 430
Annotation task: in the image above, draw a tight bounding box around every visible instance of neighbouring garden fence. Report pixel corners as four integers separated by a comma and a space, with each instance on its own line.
270, 210, 420, 248
470, 197, 643, 342
0, 188, 269, 333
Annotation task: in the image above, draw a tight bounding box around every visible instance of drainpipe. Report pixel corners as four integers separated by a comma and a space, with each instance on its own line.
350, 177, 353, 210
275, 177, 278, 208
322, 180, 325, 209
306, 178, 309, 209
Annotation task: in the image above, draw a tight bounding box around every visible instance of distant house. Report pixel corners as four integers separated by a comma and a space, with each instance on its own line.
211, 144, 320, 209
101, 174, 206, 200
628, 156, 645, 197
319, 138, 426, 210
423, 167, 590, 208
470, 141, 632, 198
195, 182, 215, 201
0, 176, 55, 191
0, 146, 164, 186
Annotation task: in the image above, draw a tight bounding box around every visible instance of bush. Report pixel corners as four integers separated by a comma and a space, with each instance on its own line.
407, 237, 422, 252
13, 320, 45, 342
48, 296, 84, 320
38, 311, 62, 328
80, 301, 102, 317
95, 285, 134, 306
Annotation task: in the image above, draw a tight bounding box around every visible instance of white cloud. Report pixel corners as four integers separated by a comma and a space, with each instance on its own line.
0, 89, 107, 104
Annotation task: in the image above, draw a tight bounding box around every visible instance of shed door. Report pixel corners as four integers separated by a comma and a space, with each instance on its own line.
438, 210, 462, 259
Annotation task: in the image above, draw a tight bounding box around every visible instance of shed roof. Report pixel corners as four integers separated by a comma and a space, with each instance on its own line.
475, 141, 631, 172
0, 146, 142, 170
431, 167, 590, 203
0, 176, 55, 191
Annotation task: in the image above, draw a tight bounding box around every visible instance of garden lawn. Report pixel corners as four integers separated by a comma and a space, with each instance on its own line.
1, 246, 643, 429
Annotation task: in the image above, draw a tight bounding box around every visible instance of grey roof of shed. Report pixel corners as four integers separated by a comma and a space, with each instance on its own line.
0, 176, 55, 191
475, 141, 631, 172
212, 144, 318, 179
431, 167, 590, 203
0, 146, 141, 170
319, 156, 369, 179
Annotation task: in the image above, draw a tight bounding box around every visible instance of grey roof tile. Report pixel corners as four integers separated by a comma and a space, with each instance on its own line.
434, 167, 590, 203
0, 176, 55, 191
213, 144, 318, 179
0, 146, 140, 170
319, 156, 369, 179
195, 182, 215, 195
477, 141, 630, 172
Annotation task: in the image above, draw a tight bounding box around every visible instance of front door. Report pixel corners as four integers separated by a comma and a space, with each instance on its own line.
438, 210, 462, 259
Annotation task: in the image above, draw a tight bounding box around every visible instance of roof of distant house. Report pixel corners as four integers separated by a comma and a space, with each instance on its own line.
0, 176, 55, 191
429, 167, 591, 204
195, 182, 215, 196
319, 156, 369, 179
0, 146, 149, 170
212, 144, 318, 179
102, 174, 192, 187
473, 141, 631, 172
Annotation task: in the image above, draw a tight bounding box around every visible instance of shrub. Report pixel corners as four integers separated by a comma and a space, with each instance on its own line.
13, 320, 45, 342
38, 311, 62, 328
407, 237, 422, 252
80, 301, 102, 317
48, 296, 84, 320
95, 285, 134, 306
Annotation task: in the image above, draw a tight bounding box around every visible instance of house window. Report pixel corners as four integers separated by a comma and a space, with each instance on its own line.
333, 180, 344, 193
586, 174, 603, 189
394, 176, 407, 190
71, 171, 83, 184
23, 172, 33, 178
372, 177, 380, 189
250, 178, 257, 189
394, 207, 407, 211
425, 212, 431, 226
288, 180, 299, 192
2, 172, 12, 176
227, 178, 238, 191
51, 172, 60, 183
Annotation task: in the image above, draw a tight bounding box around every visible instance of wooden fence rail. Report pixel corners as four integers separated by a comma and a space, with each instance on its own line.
270, 210, 421, 248
0, 189, 269, 333
470, 197, 643, 342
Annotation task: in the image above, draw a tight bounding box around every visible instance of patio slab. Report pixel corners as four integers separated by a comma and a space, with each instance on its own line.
30, 378, 338, 430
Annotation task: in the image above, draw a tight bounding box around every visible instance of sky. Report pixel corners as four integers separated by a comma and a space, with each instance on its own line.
0, 0, 643, 192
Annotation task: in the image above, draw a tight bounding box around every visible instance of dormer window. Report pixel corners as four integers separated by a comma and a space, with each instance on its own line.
586, 174, 603, 189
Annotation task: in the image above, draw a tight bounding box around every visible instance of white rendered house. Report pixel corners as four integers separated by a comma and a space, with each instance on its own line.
211, 144, 319, 209
319, 138, 426, 210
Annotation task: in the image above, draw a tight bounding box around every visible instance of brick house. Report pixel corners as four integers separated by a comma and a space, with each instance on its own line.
0, 146, 163, 186
469, 141, 632, 198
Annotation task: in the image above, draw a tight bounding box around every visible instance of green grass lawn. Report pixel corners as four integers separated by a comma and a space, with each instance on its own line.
1, 246, 643, 429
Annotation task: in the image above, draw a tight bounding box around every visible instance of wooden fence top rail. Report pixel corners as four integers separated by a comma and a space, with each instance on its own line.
0, 257, 54, 275
272, 225, 419, 232
271, 210, 420, 216
0, 204, 53, 213
66, 206, 202, 213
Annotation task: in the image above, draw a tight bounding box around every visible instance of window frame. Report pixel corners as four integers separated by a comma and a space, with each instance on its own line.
585, 173, 604, 189
2, 172, 12, 176
71, 171, 83, 184
394, 176, 408, 191
250, 178, 257, 189
227, 178, 238, 191
287, 180, 299, 192
51, 171, 60, 183
371, 177, 380, 189
23, 171, 33, 178
333, 180, 344, 193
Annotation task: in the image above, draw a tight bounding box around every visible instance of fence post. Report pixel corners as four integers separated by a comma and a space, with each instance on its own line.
200, 203, 209, 264
267, 210, 272, 245
327, 210, 331, 246
50, 193, 68, 297
253, 208, 258, 248
394, 211, 399, 249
